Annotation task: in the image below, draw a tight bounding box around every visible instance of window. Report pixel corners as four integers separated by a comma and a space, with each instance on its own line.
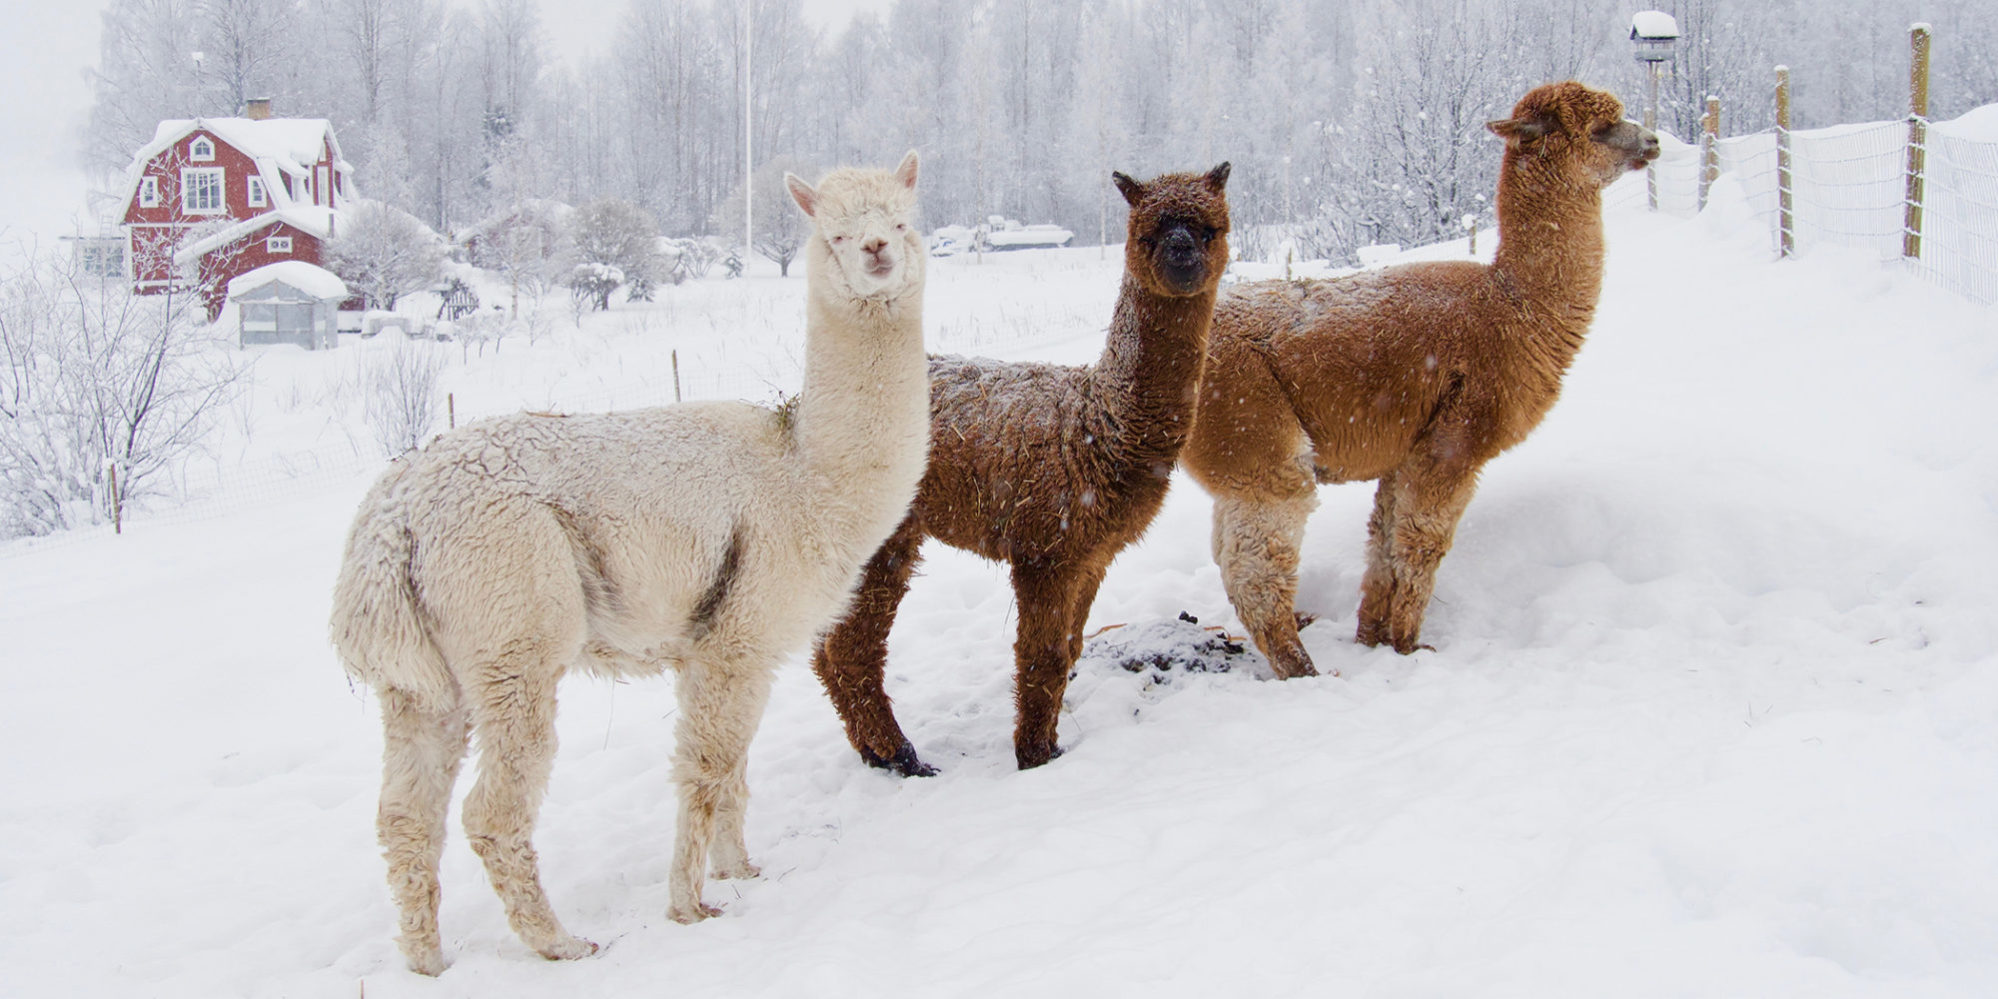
78, 241, 125, 279
138, 176, 159, 208
181, 168, 225, 214
247, 176, 266, 207
190, 136, 214, 161
266, 236, 292, 254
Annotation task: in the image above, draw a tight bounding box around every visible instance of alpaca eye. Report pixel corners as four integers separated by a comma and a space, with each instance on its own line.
831, 235, 847, 244
896, 223, 908, 231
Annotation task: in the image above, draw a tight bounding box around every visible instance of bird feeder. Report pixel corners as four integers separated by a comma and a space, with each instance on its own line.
1629, 11, 1680, 63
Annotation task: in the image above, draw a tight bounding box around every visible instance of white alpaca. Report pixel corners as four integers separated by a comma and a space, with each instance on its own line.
329, 153, 929, 975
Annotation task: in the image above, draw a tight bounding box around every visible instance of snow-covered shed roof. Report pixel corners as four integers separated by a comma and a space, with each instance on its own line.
227, 261, 349, 302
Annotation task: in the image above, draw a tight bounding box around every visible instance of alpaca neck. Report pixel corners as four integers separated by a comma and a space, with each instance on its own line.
793, 288, 928, 483
1489, 150, 1606, 355
1092, 275, 1215, 466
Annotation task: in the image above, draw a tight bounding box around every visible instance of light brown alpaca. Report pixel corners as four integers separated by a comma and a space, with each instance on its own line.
1182, 82, 1658, 677
814, 164, 1232, 773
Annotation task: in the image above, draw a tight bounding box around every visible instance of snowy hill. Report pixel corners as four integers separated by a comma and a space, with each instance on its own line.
3, 182, 1996, 997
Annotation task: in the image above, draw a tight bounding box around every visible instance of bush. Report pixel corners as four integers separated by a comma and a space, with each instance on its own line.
0, 250, 243, 537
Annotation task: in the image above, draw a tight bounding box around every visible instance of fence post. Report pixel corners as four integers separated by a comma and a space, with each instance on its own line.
447, 392, 456, 429
672, 348, 682, 403
1645, 61, 1662, 212
1903, 22, 1932, 260
1699, 96, 1720, 211
108, 461, 122, 536
1776, 66, 1794, 258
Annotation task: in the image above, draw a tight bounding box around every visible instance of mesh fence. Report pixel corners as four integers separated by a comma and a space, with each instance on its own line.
1631, 113, 1998, 306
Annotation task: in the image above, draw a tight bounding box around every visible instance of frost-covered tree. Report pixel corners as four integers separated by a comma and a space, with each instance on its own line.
713, 159, 817, 277
570, 197, 661, 299
0, 250, 243, 538
324, 200, 446, 310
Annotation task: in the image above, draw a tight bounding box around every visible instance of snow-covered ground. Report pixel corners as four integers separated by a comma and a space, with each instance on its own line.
4, 178, 1996, 998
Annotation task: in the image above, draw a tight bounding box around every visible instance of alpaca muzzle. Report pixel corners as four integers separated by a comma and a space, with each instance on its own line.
1159, 231, 1204, 291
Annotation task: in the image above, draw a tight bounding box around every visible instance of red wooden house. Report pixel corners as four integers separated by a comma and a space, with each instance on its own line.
116, 99, 355, 316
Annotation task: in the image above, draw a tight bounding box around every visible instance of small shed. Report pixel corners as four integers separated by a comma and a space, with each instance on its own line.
229, 261, 349, 349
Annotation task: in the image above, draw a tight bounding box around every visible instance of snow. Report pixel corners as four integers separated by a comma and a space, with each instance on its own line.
1630, 10, 1680, 39
4, 194, 1997, 997
1937, 103, 1998, 141
147, 117, 341, 175
227, 260, 349, 301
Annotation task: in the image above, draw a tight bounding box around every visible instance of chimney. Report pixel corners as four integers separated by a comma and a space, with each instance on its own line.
245, 97, 272, 120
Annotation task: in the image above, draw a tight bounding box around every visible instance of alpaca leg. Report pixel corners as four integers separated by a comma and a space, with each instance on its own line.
376, 687, 469, 976
1065, 563, 1109, 665
1212, 491, 1321, 679
811, 515, 934, 776
1356, 472, 1403, 648
1380, 467, 1480, 654
460, 657, 596, 962
1010, 562, 1085, 769
668, 659, 777, 922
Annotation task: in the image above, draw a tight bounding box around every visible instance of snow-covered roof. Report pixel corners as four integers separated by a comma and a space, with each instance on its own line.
227, 261, 348, 301
172, 205, 341, 267
119, 116, 356, 227
143, 117, 348, 175
1630, 11, 1680, 39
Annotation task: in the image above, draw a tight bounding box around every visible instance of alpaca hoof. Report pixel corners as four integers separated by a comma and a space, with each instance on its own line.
401, 945, 448, 977
862, 740, 939, 778
1015, 742, 1064, 770
537, 936, 598, 962
669, 902, 723, 924
713, 859, 761, 880
1293, 612, 1318, 630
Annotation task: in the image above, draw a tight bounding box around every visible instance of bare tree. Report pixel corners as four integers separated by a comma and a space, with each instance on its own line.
712, 158, 817, 277
0, 248, 244, 538
360, 333, 443, 456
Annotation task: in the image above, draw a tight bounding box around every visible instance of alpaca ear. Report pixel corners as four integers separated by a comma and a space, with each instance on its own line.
894, 150, 920, 190
785, 173, 817, 217
1112, 171, 1144, 207
1205, 162, 1232, 191
1488, 116, 1551, 150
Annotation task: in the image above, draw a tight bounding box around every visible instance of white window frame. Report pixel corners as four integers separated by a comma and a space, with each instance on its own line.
181, 167, 225, 214
266, 235, 292, 254
138, 176, 160, 208
190, 136, 215, 161
247, 176, 266, 207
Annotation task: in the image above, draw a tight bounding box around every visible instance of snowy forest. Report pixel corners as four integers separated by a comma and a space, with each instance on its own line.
85, 0, 1998, 261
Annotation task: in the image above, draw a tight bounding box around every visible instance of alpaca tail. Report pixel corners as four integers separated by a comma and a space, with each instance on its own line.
329, 461, 457, 711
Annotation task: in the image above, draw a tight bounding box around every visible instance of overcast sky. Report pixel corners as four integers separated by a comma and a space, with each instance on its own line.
0, 0, 887, 248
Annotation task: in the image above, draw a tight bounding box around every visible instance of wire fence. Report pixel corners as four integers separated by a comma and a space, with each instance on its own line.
1610, 109, 1998, 306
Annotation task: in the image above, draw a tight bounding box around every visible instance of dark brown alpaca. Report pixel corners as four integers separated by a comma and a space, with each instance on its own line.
1182, 82, 1658, 678
814, 164, 1232, 773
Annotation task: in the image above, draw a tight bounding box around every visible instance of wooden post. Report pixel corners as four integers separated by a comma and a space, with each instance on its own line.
1698, 96, 1720, 211
672, 348, 682, 403
1776, 66, 1795, 258
1645, 61, 1662, 212
1468, 218, 1478, 256
108, 462, 121, 536
447, 392, 456, 429
1903, 22, 1932, 260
